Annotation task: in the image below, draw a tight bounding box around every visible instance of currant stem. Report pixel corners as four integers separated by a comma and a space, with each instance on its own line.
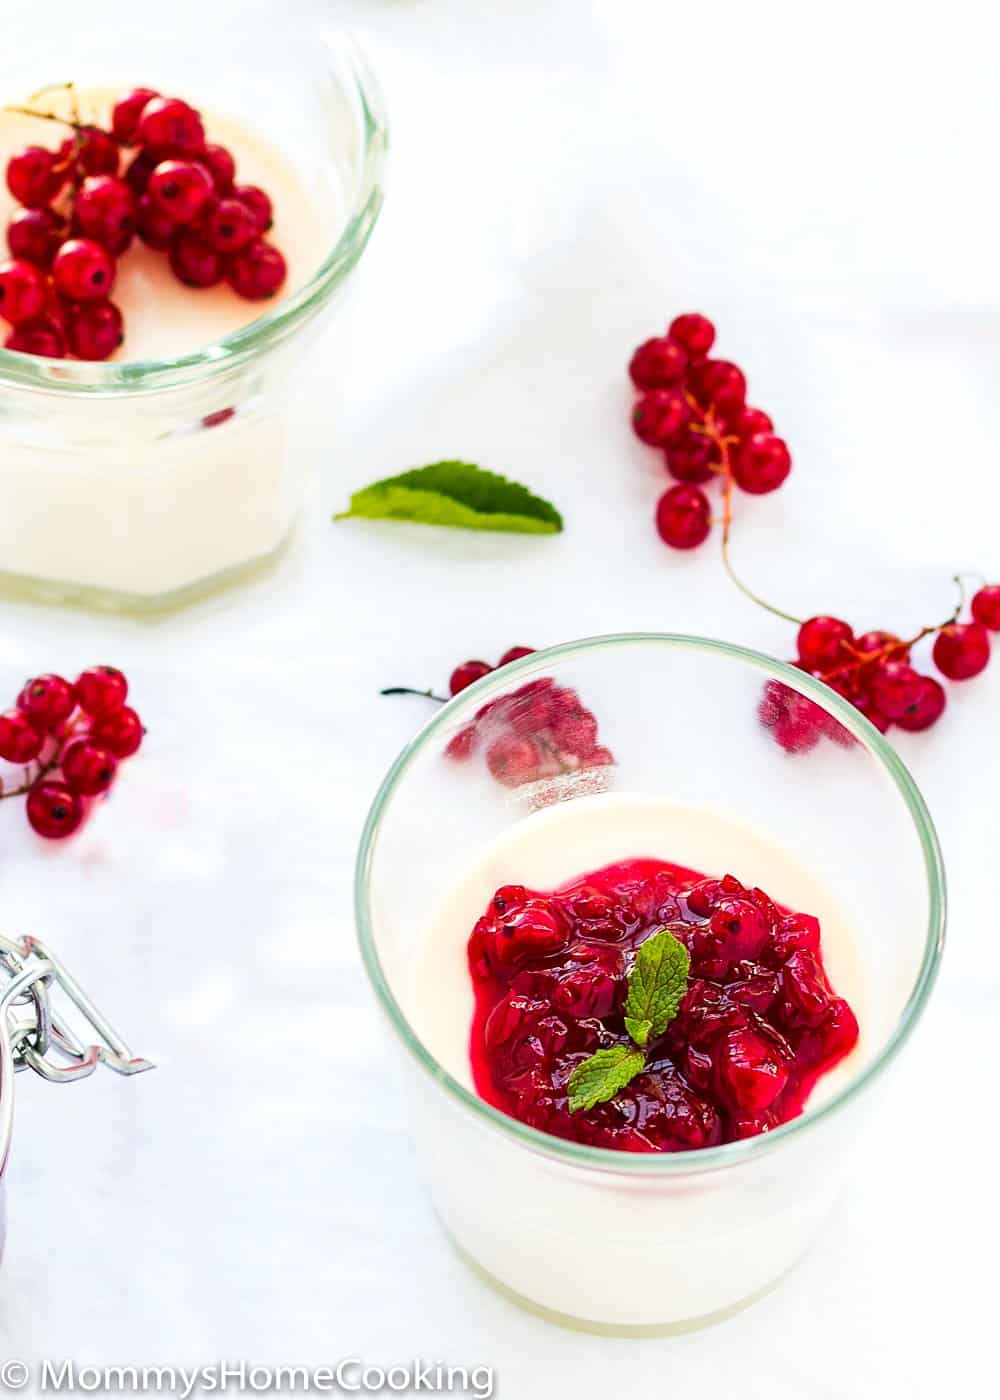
694, 401, 805, 627
379, 686, 449, 704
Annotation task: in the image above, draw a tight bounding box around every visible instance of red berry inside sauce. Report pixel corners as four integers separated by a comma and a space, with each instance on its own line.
468, 859, 859, 1152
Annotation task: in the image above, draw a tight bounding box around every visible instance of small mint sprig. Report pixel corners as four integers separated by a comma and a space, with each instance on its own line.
335, 461, 563, 535
566, 928, 690, 1114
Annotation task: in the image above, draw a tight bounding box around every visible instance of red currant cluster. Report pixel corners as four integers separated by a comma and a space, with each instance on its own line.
0, 666, 143, 838
0, 86, 286, 360
383, 646, 614, 789
628, 313, 792, 550
761, 586, 1000, 752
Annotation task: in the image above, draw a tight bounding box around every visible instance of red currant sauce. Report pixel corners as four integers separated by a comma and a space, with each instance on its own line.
468, 858, 858, 1152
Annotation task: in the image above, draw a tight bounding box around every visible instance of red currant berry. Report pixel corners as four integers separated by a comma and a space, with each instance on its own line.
52, 238, 115, 302
7, 207, 65, 266
147, 159, 214, 224
854, 630, 909, 673
868, 659, 924, 721
136, 192, 177, 250
226, 239, 287, 300
0, 710, 44, 763
75, 665, 128, 717
894, 675, 946, 732
0, 259, 46, 326
667, 312, 715, 359
66, 299, 124, 361
91, 705, 143, 758
450, 660, 492, 695
732, 432, 792, 494
932, 622, 991, 680
797, 616, 854, 671
688, 358, 747, 418
631, 389, 689, 447
655, 484, 712, 550
125, 149, 158, 195
64, 126, 120, 178
73, 175, 137, 255
628, 336, 687, 390
971, 584, 1000, 632
665, 428, 719, 484
61, 736, 118, 796
733, 405, 773, 440
137, 97, 205, 157
112, 87, 159, 143
26, 780, 83, 839
5, 315, 66, 358
168, 230, 223, 288
486, 734, 540, 786
202, 197, 257, 254
201, 143, 236, 193
17, 674, 76, 729
498, 646, 536, 666
853, 696, 893, 734
7, 146, 67, 208
231, 184, 273, 233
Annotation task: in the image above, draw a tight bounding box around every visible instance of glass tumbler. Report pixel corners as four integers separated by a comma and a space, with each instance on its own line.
0, 14, 387, 610
356, 634, 945, 1333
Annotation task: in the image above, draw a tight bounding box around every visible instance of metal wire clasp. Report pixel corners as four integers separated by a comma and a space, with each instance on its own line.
0, 936, 154, 1083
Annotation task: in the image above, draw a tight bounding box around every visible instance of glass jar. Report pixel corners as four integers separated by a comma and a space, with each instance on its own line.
356, 635, 945, 1333
0, 16, 387, 610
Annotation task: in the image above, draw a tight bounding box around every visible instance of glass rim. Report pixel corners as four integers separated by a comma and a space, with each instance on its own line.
355, 632, 947, 1177
0, 30, 387, 395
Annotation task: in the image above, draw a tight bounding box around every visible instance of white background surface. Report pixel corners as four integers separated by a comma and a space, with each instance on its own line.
0, 1, 998, 1395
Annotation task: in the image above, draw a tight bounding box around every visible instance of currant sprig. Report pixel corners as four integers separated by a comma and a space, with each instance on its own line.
382, 645, 614, 788
628, 314, 997, 746
0, 666, 143, 838
0, 83, 287, 360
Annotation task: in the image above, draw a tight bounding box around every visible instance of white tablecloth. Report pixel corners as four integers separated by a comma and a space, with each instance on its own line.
0, 1, 996, 1395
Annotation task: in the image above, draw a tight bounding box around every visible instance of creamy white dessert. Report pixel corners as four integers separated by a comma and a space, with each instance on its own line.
402, 793, 869, 1329
0, 86, 340, 604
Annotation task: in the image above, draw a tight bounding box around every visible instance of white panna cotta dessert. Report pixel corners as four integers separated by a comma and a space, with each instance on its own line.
403, 792, 866, 1328
0, 75, 380, 607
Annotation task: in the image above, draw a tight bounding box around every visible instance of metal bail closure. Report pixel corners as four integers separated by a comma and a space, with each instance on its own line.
0, 935, 154, 1084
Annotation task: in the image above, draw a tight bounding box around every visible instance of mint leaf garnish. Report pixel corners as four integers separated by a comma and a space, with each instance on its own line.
334, 461, 563, 535
623, 927, 690, 1048
567, 1045, 646, 1114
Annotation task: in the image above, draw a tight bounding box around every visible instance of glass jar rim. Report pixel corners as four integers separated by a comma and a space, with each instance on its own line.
0, 31, 387, 396
355, 632, 947, 1177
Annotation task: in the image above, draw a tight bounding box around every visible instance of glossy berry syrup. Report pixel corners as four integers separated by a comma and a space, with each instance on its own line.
468, 859, 859, 1152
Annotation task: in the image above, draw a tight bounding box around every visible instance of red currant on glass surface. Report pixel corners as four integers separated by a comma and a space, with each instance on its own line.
146, 159, 214, 224
74, 175, 137, 255
7, 206, 65, 266
231, 184, 273, 233
52, 237, 115, 301
226, 239, 287, 300
632, 390, 689, 448
0, 711, 44, 764
200, 143, 236, 193
0, 259, 47, 325
6, 146, 67, 207
137, 97, 206, 157
66, 300, 125, 361
111, 87, 159, 143
168, 230, 223, 288
5, 315, 66, 358
17, 674, 76, 729
91, 706, 144, 758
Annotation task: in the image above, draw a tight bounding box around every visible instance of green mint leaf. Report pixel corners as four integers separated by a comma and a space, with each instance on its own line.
334, 461, 563, 535
567, 1044, 646, 1114
623, 927, 690, 1048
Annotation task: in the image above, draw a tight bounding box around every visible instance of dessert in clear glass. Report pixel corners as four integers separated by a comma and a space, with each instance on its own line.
0, 15, 387, 610
356, 635, 945, 1333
